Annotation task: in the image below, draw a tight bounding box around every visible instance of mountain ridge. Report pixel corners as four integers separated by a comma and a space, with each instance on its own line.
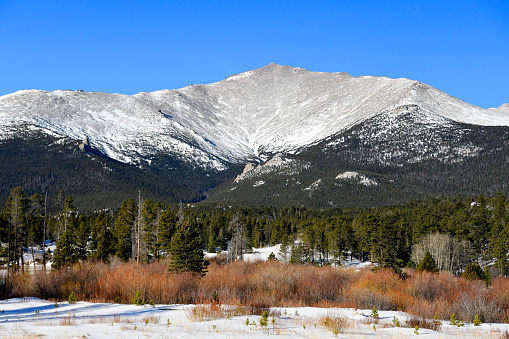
1, 64, 509, 209
2, 63, 508, 171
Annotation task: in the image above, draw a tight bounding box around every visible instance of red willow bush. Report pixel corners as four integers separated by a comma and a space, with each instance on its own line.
1, 260, 508, 323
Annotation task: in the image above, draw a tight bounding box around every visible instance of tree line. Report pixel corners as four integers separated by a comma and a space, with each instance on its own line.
1, 187, 508, 277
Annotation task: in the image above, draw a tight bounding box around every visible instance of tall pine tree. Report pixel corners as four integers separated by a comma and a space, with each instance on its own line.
113, 199, 136, 261
168, 221, 208, 276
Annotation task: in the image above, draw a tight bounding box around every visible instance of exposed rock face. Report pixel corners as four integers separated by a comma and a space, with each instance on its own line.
79, 137, 91, 152
234, 163, 257, 182
233, 154, 292, 183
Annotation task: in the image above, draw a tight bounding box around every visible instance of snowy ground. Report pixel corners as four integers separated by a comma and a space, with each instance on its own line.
0, 298, 507, 338
3, 245, 507, 337
205, 244, 375, 269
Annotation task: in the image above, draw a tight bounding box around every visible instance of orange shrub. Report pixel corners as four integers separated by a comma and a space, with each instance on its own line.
2, 260, 508, 323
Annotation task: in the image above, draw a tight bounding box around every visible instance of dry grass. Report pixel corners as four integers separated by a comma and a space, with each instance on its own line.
318, 312, 348, 335
187, 303, 225, 322
405, 315, 442, 332
500, 330, 509, 339
141, 315, 160, 324
59, 313, 76, 326
2, 260, 509, 324
89, 315, 138, 324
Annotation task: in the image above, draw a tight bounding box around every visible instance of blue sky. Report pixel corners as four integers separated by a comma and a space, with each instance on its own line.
1, 0, 507, 108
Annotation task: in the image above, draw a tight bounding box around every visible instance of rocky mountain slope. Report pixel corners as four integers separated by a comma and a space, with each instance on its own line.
1, 63, 508, 209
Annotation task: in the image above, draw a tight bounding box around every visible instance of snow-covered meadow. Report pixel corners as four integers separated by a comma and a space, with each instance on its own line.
2, 244, 509, 338
1, 297, 508, 338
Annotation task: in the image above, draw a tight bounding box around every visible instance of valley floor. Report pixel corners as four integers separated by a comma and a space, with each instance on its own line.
0, 298, 507, 338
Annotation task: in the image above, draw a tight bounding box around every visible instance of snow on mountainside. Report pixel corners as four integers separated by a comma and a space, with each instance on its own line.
1, 63, 508, 170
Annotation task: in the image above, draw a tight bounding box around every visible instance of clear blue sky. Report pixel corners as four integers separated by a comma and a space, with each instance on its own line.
1, 0, 508, 108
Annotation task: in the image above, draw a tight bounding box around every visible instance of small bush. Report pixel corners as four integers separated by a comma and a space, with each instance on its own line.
260, 311, 269, 327
319, 313, 348, 335
68, 291, 77, 304
473, 314, 482, 326
131, 291, 145, 306
450, 313, 458, 326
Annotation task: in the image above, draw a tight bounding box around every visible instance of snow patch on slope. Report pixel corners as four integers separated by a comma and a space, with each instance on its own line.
336, 171, 378, 186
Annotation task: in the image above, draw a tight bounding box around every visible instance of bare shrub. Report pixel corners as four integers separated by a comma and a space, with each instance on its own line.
347, 268, 405, 310
112, 315, 136, 323
88, 316, 107, 324
405, 316, 441, 332
488, 278, 509, 322
454, 290, 505, 323
405, 298, 449, 320
2, 258, 509, 325
318, 312, 348, 335
187, 304, 225, 322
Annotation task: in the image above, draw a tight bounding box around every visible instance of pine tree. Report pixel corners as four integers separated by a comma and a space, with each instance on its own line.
74, 219, 90, 261
90, 212, 104, 256
289, 241, 307, 264
157, 207, 177, 258
92, 212, 114, 262
27, 194, 45, 271
417, 251, 439, 272
141, 199, 160, 262
52, 230, 75, 268
462, 262, 490, 284
492, 226, 509, 276
168, 221, 208, 276
113, 199, 136, 261
2, 187, 28, 274
278, 234, 291, 262
60, 195, 76, 234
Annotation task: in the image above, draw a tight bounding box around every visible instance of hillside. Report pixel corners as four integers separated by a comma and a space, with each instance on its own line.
0, 64, 508, 209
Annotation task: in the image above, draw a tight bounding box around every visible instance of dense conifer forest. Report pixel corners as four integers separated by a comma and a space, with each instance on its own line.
1, 187, 508, 278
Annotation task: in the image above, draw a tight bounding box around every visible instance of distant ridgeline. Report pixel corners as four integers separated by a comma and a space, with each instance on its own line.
1, 64, 509, 209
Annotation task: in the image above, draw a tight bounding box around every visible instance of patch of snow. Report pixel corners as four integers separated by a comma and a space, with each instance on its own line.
335, 171, 359, 180
253, 180, 265, 187
336, 171, 377, 186
304, 179, 322, 191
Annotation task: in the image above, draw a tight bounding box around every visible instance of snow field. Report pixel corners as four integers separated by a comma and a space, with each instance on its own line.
1, 63, 508, 171
0, 298, 507, 338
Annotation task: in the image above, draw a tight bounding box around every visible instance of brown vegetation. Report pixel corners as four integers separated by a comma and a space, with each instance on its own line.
1, 260, 509, 323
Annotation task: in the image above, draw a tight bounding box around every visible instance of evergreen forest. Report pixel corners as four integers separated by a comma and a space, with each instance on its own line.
1, 187, 509, 278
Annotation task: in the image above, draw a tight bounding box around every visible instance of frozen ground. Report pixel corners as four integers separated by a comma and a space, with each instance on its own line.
4, 245, 508, 337
205, 244, 374, 269
0, 298, 507, 338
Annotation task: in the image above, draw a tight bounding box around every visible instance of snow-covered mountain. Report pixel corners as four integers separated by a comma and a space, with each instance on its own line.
1, 63, 508, 209
1, 63, 508, 170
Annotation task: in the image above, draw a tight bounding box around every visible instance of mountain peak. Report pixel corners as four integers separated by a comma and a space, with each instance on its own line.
1, 65, 508, 172
498, 103, 509, 111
